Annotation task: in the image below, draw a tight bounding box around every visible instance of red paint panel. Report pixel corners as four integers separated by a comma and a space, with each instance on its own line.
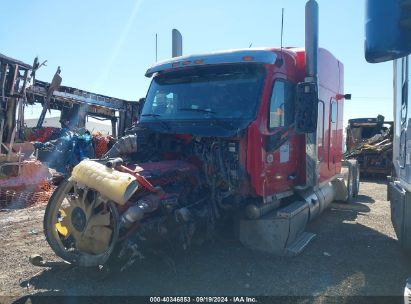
245, 47, 344, 196
245, 51, 305, 196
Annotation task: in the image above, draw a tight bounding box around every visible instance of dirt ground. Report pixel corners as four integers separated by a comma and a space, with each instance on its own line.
0, 178, 410, 302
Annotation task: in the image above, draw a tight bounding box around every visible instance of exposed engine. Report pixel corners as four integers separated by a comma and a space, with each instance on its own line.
111, 130, 245, 253
44, 129, 247, 267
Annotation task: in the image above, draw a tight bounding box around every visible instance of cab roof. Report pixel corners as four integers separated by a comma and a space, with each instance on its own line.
145, 48, 278, 77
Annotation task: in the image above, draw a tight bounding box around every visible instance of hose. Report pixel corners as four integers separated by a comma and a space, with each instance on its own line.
103, 135, 138, 158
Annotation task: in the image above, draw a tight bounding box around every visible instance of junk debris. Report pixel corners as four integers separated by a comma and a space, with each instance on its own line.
93, 131, 112, 158
0, 158, 55, 209
25, 126, 63, 143
344, 115, 393, 175
0, 52, 141, 209
32, 128, 113, 175
33, 128, 95, 175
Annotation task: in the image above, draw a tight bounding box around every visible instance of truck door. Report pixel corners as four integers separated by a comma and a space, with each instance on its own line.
263, 77, 298, 194
328, 98, 338, 173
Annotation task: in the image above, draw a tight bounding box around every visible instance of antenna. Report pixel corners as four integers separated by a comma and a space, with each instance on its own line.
276, 8, 285, 67
155, 33, 158, 62
281, 8, 284, 51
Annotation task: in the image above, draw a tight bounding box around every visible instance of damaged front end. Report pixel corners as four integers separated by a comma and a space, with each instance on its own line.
44, 128, 248, 268
44, 153, 214, 267
43, 62, 264, 268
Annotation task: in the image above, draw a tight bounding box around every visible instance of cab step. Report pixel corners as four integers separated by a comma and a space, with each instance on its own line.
286, 232, 316, 256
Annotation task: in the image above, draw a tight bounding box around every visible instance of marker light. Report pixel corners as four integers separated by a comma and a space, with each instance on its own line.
243, 56, 254, 61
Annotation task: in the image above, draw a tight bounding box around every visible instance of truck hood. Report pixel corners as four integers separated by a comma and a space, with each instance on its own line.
139, 119, 249, 137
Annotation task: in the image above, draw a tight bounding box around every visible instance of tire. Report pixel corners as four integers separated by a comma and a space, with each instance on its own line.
43, 179, 120, 267
351, 160, 360, 197
345, 166, 354, 203
343, 160, 359, 204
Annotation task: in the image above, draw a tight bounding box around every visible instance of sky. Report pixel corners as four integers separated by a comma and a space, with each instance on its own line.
0, 0, 393, 125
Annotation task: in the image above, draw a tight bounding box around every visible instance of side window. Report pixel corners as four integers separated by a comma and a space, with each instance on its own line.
269, 80, 295, 129
330, 100, 337, 123
317, 101, 325, 160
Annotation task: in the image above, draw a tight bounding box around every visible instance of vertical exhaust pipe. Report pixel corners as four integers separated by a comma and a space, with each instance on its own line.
305, 0, 319, 81
304, 0, 319, 188
172, 29, 183, 57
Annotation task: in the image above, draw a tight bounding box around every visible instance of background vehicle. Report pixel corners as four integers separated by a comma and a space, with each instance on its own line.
44, 0, 358, 267
344, 116, 393, 176
365, 0, 411, 251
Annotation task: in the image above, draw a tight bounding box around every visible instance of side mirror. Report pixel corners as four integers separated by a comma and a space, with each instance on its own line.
365, 0, 411, 63
295, 82, 318, 134
138, 97, 146, 115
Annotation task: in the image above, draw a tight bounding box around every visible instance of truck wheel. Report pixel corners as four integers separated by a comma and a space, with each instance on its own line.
346, 167, 354, 203
351, 160, 360, 197
43, 179, 120, 267
344, 160, 358, 203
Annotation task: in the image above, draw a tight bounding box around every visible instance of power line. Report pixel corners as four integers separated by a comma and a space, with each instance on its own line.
353, 96, 392, 99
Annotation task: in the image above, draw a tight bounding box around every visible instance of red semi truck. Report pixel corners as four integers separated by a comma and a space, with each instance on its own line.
43, 0, 357, 266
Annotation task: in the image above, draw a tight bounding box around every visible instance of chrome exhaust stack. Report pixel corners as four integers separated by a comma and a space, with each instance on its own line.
172, 29, 183, 57
305, 0, 319, 82
304, 0, 319, 188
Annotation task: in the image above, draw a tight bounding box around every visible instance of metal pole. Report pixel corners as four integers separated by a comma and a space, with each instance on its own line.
7, 126, 16, 161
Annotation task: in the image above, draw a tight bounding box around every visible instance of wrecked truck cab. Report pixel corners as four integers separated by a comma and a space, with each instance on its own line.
129, 48, 309, 197
44, 45, 353, 267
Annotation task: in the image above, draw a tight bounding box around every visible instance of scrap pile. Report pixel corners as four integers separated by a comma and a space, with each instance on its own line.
0, 127, 113, 209
0, 159, 55, 209
32, 128, 112, 174
344, 115, 393, 175
0, 52, 138, 210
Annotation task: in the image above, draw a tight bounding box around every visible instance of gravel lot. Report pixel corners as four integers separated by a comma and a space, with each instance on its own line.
0, 178, 410, 302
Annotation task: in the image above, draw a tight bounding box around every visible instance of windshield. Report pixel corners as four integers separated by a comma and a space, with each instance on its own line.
141, 64, 266, 122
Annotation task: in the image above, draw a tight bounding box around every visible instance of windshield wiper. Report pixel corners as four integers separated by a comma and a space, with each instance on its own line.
178, 108, 216, 114
178, 108, 236, 131
141, 113, 170, 130
141, 113, 162, 117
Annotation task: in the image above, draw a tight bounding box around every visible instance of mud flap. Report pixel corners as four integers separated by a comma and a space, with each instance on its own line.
389, 181, 411, 251
238, 201, 312, 255
332, 177, 348, 202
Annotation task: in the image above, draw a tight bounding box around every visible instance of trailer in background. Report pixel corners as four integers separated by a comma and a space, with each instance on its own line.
344, 116, 393, 176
